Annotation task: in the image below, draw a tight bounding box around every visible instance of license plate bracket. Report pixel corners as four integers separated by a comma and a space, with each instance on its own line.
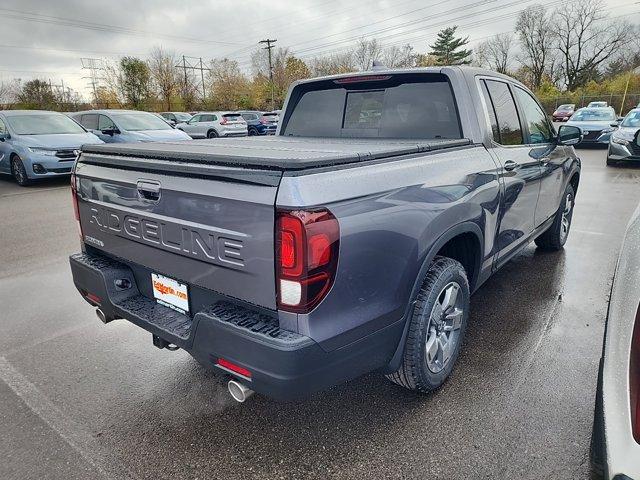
151, 273, 189, 314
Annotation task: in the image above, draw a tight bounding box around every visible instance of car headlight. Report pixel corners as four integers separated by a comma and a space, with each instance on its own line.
611, 135, 630, 145
27, 147, 57, 156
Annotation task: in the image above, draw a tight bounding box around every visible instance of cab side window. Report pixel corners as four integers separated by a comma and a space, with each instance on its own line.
0, 118, 6, 134
513, 87, 555, 144
98, 115, 116, 131
80, 114, 98, 130
190, 115, 201, 123
480, 81, 500, 142
484, 80, 524, 146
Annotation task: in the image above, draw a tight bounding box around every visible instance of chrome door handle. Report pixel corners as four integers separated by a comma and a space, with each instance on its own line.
503, 160, 518, 171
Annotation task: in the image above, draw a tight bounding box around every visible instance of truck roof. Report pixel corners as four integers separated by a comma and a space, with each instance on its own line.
81, 136, 470, 171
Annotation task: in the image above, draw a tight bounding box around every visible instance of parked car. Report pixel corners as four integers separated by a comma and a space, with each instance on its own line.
159, 111, 192, 126
588, 101, 609, 108
70, 110, 192, 143
0, 110, 102, 186
238, 110, 278, 136
590, 202, 640, 480
69, 67, 581, 402
175, 112, 247, 138
566, 107, 618, 145
552, 104, 576, 122
607, 108, 640, 166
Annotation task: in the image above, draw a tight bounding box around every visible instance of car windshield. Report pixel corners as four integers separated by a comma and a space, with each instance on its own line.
174, 113, 192, 122
557, 105, 574, 110
571, 109, 616, 122
111, 112, 173, 131
6, 113, 86, 135
622, 111, 640, 128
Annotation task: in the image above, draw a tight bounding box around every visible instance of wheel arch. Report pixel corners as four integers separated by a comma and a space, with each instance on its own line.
382, 222, 484, 374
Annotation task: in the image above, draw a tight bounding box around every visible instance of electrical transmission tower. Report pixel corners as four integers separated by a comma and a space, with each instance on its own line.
80, 58, 104, 105
176, 56, 211, 104
259, 39, 277, 111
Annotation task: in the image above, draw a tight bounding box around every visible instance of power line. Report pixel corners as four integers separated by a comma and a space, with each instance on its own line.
0, 7, 247, 47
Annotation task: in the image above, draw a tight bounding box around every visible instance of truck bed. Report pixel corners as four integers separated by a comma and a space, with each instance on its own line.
80, 136, 471, 171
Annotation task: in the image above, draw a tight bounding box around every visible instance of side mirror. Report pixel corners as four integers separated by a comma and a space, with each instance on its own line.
610, 122, 620, 128
101, 128, 119, 136
557, 124, 582, 146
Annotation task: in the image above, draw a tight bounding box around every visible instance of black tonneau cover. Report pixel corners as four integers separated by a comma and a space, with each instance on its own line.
80, 136, 471, 171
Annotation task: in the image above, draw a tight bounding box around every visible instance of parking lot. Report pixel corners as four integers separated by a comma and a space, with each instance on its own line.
1, 145, 639, 479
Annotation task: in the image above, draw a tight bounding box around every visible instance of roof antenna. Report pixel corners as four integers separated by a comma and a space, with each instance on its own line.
371, 60, 387, 71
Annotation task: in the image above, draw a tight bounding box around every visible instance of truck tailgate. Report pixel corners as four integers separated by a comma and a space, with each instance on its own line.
74, 158, 280, 310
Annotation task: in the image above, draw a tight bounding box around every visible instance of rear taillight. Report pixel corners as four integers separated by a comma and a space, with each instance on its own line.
631, 304, 640, 444
220, 118, 228, 125
259, 117, 268, 124
276, 209, 339, 313
71, 173, 83, 242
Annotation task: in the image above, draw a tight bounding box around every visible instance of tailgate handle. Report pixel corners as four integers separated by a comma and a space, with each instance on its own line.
137, 180, 161, 202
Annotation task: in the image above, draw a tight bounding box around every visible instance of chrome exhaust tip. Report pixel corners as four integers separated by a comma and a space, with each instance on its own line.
228, 380, 254, 403
96, 308, 117, 324
96, 308, 110, 324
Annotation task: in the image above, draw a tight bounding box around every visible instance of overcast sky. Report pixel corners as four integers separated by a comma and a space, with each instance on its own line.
0, 0, 637, 98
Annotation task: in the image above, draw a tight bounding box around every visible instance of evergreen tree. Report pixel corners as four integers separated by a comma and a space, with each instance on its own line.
429, 26, 472, 65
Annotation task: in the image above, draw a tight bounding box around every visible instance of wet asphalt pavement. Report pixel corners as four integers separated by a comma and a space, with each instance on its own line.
1, 146, 640, 480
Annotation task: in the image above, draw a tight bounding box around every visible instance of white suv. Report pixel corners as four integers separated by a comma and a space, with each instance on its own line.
176, 112, 248, 138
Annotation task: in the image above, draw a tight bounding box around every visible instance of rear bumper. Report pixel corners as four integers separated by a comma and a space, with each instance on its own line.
69, 252, 401, 400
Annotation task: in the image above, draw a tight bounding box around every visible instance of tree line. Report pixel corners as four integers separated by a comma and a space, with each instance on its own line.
0, 0, 638, 113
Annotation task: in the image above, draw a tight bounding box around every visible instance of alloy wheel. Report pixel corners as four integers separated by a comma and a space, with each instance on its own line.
425, 282, 464, 373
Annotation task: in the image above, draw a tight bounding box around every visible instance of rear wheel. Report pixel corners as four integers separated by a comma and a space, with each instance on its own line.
207, 129, 218, 138
534, 184, 575, 251
386, 256, 470, 393
11, 155, 31, 186
248, 128, 258, 136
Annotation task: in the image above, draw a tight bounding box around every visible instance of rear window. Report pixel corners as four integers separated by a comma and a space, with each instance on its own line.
281, 73, 462, 139
223, 114, 243, 121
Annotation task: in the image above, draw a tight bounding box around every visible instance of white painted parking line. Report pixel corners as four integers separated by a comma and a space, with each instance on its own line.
0, 356, 137, 480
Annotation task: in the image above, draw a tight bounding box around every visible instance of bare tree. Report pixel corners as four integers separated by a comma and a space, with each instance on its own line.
554, 0, 631, 90
475, 33, 513, 74
149, 47, 180, 110
307, 52, 356, 77
353, 38, 383, 70
381, 44, 416, 68
515, 5, 555, 89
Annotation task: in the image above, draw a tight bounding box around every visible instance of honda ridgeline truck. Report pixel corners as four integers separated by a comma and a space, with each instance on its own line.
69, 67, 582, 401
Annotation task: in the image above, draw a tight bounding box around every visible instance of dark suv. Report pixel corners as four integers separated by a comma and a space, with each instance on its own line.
238, 111, 278, 136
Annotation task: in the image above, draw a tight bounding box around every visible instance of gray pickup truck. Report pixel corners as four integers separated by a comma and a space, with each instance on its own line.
69, 67, 582, 401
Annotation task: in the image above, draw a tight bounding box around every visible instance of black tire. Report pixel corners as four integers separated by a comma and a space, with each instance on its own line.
207, 129, 218, 138
386, 256, 470, 393
11, 155, 32, 186
534, 183, 575, 251
248, 128, 258, 136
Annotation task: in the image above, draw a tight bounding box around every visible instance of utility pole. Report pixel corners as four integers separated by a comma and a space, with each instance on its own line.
176, 56, 211, 105
259, 39, 277, 111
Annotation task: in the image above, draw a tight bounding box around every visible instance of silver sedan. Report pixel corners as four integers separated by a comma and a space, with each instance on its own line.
607, 109, 640, 166
591, 202, 640, 479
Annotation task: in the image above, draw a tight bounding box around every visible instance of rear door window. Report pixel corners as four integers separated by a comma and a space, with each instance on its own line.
484, 80, 523, 146
282, 73, 461, 139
